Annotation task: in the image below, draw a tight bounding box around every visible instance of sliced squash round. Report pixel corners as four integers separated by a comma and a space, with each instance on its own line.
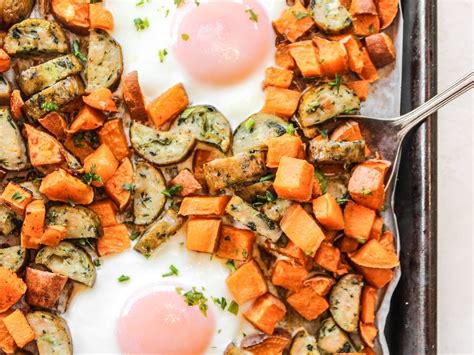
0, 204, 18, 236
233, 113, 288, 154
0, 246, 27, 272
310, 0, 352, 34
46, 205, 101, 239
133, 161, 167, 225
318, 317, 356, 353
0, 108, 28, 171
27, 311, 73, 355
130, 121, 196, 166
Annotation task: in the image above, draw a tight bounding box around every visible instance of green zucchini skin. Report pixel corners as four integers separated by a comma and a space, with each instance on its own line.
0, 107, 29, 171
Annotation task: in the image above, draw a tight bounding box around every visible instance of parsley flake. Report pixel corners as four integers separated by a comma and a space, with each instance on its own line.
82, 164, 103, 186
11, 191, 25, 202
122, 183, 136, 193
328, 73, 343, 93
134, 17, 149, 31
259, 173, 275, 182
286, 123, 295, 134
314, 169, 327, 194
162, 264, 179, 277
245, 118, 255, 131
181, 33, 190, 41
212, 297, 227, 310
72, 40, 87, 61
226, 260, 236, 272
118, 275, 130, 282
158, 48, 168, 63
41, 102, 58, 112
245, 8, 258, 22
228, 300, 239, 315
162, 184, 182, 197
181, 287, 209, 316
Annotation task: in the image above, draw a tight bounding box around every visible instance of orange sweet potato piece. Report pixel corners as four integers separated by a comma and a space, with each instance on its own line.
361, 286, 378, 324
303, 275, 335, 296
25, 268, 68, 308
369, 216, 384, 240
89, 3, 114, 32
360, 322, 378, 348
51, 0, 90, 34
352, 14, 380, 36
10, 90, 24, 121
267, 240, 312, 270
21, 200, 46, 249
365, 32, 396, 68
179, 196, 231, 216
347, 80, 370, 101
38, 112, 67, 140
273, 1, 314, 42
0, 49, 11, 72
314, 241, 341, 272
264, 67, 293, 89
84, 144, 119, 187
97, 224, 131, 256
348, 162, 386, 210
0, 267, 27, 313
104, 158, 133, 210
280, 204, 325, 256
89, 199, 118, 227
288, 40, 321, 78
24, 124, 64, 167
170, 169, 202, 197
216, 225, 255, 261
375, 0, 399, 29
312, 193, 344, 230
97, 119, 130, 161
266, 134, 305, 168
193, 148, 225, 186
287, 285, 329, 320
40, 225, 67, 246
271, 260, 308, 291
313, 178, 323, 198
0, 182, 32, 216
244, 294, 286, 335
2, 310, 34, 348
344, 201, 376, 241
340, 35, 364, 73
226, 260, 268, 304
331, 120, 363, 141
275, 44, 295, 69
313, 37, 349, 77
68, 105, 105, 133
274, 157, 314, 201
358, 48, 379, 82
349, 239, 399, 268
339, 236, 360, 253
186, 218, 221, 254
147, 83, 189, 128
261, 86, 300, 119
83, 88, 117, 112
63, 133, 95, 163
121, 71, 148, 122
0, 311, 16, 353
357, 265, 393, 288
39, 168, 94, 205
379, 230, 396, 254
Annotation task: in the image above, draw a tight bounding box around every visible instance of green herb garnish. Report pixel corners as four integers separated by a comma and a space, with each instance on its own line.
328, 73, 343, 93
314, 169, 327, 194
158, 48, 168, 63
174, 0, 184, 7
226, 260, 236, 272
11, 191, 25, 202
162, 184, 182, 197
245, 8, 258, 22
122, 183, 136, 193
212, 297, 227, 310
181, 33, 190, 41
130, 231, 141, 241
118, 275, 130, 282
228, 300, 239, 315
72, 40, 87, 61
286, 123, 295, 134
259, 173, 275, 182
162, 264, 179, 277
82, 164, 103, 186
41, 102, 58, 112
134, 17, 149, 31
181, 287, 209, 316
245, 118, 255, 131
292, 10, 310, 20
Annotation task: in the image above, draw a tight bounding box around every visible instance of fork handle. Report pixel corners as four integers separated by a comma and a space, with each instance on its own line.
395, 71, 474, 136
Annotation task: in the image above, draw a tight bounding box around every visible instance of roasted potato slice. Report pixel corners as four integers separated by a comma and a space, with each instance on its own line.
317, 317, 356, 353
1, 0, 35, 28
241, 329, 292, 355
235, 181, 273, 203
329, 273, 364, 332
290, 329, 320, 355
262, 198, 293, 222
298, 83, 360, 127
23, 75, 85, 121
0, 75, 11, 104
172, 105, 232, 153
130, 121, 196, 166
36, 241, 96, 287
25, 267, 68, 309
0, 204, 19, 235
4, 19, 69, 56
26, 311, 73, 355
0, 246, 27, 272
233, 113, 288, 154
309, 139, 366, 164
134, 209, 184, 256
225, 195, 282, 243
86, 30, 123, 92
18, 54, 83, 96
310, 0, 352, 33
0, 107, 29, 171
133, 161, 167, 225
46, 205, 101, 239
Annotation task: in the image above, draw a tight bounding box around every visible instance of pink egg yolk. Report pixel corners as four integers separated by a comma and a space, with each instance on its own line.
173, 0, 273, 85
116, 290, 215, 354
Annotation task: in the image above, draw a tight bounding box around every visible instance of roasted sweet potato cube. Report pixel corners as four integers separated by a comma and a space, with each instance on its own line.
272, 1, 314, 42
349, 239, 399, 268
98, 119, 130, 161
360, 322, 378, 348
20, 200, 45, 250
273, 157, 314, 201
266, 134, 305, 168
348, 163, 385, 210
275, 44, 295, 69
39, 169, 94, 205
280, 204, 325, 256
68, 105, 104, 133
340, 35, 364, 74
84, 144, 119, 187
0, 182, 32, 216
358, 48, 379, 82
357, 265, 393, 288
0, 310, 16, 353
193, 148, 225, 186
0, 266, 27, 313
361, 286, 378, 324
264, 67, 293, 88
40, 225, 67, 246
339, 236, 360, 252
25, 268, 68, 308
104, 158, 133, 210
369, 216, 384, 240
312, 193, 345, 230
89, 199, 118, 227
267, 240, 312, 270
216, 225, 255, 261
2, 310, 35, 348
365, 32, 396, 68
347, 80, 370, 101
179, 196, 231, 216
314, 241, 341, 272
271, 260, 308, 291
261, 86, 300, 118
303, 275, 335, 296
63, 133, 95, 164
344, 201, 376, 241
97, 224, 131, 256
24, 124, 64, 167
288, 40, 321, 78
83, 88, 117, 112
38, 112, 67, 140
226, 260, 268, 304
313, 36, 349, 77
375, 0, 399, 29
186, 218, 221, 254
170, 169, 202, 197
147, 83, 189, 128
287, 286, 329, 320
244, 293, 287, 335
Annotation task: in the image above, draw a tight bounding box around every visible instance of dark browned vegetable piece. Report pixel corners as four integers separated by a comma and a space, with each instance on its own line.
122, 70, 148, 122
365, 32, 396, 68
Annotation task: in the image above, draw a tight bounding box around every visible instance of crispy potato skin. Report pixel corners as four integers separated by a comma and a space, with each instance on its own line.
25, 268, 68, 308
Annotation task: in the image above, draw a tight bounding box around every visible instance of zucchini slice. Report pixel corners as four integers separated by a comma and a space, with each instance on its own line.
235, 181, 273, 203
317, 317, 356, 353
86, 30, 123, 92
0, 108, 29, 171
290, 329, 319, 355
203, 151, 267, 192
233, 113, 288, 154
225, 195, 282, 242
309, 139, 366, 164
18, 54, 83, 96
329, 273, 364, 332
298, 84, 360, 127
4, 19, 69, 56
310, 0, 352, 34
134, 209, 184, 256
262, 198, 293, 222
1, 0, 35, 28
130, 121, 196, 166
0, 204, 18, 235
172, 105, 232, 153
26, 311, 73, 355
36, 241, 96, 287
0, 246, 27, 272
133, 161, 167, 225
46, 205, 101, 239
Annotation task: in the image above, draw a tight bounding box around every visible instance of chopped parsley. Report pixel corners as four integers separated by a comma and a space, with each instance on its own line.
181, 33, 190, 41
162, 264, 179, 277
328, 73, 343, 93
179, 287, 209, 316
245, 118, 255, 131
72, 40, 87, 61
122, 183, 136, 193
228, 300, 239, 315
317, 128, 328, 139
252, 191, 276, 207
130, 231, 141, 241
41, 102, 58, 112
118, 275, 130, 282
314, 169, 327, 194
11, 191, 25, 202
292, 10, 310, 20
275, 234, 289, 249
162, 184, 182, 197
245, 8, 258, 22
136, 0, 150, 6
336, 196, 351, 204
286, 123, 295, 134
174, 0, 184, 7
259, 173, 275, 182
134, 17, 149, 31
72, 133, 85, 148
212, 297, 227, 310
82, 164, 103, 186
158, 48, 168, 63
360, 188, 373, 196
226, 260, 236, 272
